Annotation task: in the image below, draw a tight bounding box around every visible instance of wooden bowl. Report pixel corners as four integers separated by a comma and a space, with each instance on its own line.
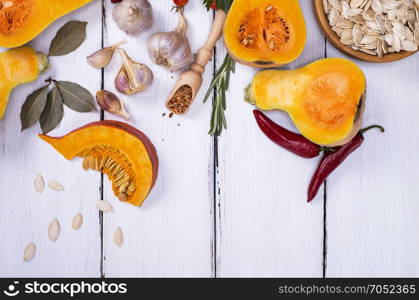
313, 0, 417, 63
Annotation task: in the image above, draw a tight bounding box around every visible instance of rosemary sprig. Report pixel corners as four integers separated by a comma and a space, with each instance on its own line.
203, 54, 235, 136
203, 0, 233, 12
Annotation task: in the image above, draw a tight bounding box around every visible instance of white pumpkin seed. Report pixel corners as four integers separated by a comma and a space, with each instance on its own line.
48, 180, 64, 191
71, 213, 83, 230
23, 242, 36, 262
325, 0, 419, 56
48, 218, 60, 241
402, 39, 419, 49
351, 0, 365, 8
34, 174, 45, 194
113, 227, 124, 247
96, 200, 114, 213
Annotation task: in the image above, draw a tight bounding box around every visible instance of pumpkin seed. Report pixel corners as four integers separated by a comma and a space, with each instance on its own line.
96, 200, 114, 213
269, 40, 275, 50
48, 218, 60, 241
326, 0, 419, 55
34, 174, 45, 194
118, 193, 128, 202
113, 227, 124, 247
82, 157, 90, 170
23, 242, 36, 262
71, 213, 83, 230
48, 180, 65, 191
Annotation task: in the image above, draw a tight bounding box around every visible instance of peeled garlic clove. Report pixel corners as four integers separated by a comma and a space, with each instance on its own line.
96, 90, 130, 119
115, 49, 153, 95
112, 0, 153, 36
86, 41, 125, 69
147, 10, 192, 72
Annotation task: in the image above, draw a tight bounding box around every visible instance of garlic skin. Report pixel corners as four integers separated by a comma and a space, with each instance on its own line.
112, 0, 153, 36
96, 90, 130, 119
115, 49, 153, 95
147, 10, 193, 72
86, 41, 125, 69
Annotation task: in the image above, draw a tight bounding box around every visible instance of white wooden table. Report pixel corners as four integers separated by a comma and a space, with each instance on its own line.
0, 0, 418, 278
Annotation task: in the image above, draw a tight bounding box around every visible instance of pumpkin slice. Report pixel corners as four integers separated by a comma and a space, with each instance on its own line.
246, 58, 366, 146
39, 121, 158, 207
0, 46, 49, 119
0, 0, 92, 48
224, 0, 306, 68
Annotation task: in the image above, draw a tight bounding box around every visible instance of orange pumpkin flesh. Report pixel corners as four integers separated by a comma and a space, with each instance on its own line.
39, 121, 158, 207
0, 0, 93, 48
224, 0, 306, 68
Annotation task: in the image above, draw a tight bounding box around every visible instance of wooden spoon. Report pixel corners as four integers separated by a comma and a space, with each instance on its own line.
167, 10, 227, 114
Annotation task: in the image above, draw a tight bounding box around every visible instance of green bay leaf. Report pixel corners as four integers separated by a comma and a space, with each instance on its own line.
49, 21, 87, 56
20, 86, 49, 131
56, 81, 96, 112
40, 86, 64, 134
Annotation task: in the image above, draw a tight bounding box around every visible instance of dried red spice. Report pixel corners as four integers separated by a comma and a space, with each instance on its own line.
167, 85, 193, 114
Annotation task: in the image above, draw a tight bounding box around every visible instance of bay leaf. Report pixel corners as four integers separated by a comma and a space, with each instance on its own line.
20, 86, 49, 131
49, 21, 87, 56
39, 86, 64, 134
56, 81, 97, 112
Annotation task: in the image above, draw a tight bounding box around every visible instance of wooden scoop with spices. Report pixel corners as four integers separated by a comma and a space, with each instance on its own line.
167, 9, 226, 115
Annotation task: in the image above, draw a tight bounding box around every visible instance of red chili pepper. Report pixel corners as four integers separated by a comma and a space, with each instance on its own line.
111, 0, 122, 3
307, 125, 385, 202
174, 0, 188, 6
253, 110, 324, 158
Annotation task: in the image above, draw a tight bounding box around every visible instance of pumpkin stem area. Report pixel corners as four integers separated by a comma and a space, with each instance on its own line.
238, 5, 290, 52
0, 0, 33, 35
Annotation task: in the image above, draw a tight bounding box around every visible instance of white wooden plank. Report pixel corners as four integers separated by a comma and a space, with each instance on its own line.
0, 1, 102, 277
101, 1, 214, 277
215, 1, 325, 277
325, 45, 419, 276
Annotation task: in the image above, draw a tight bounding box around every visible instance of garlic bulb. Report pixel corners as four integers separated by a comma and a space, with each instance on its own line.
112, 0, 153, 36
96, 90, 130, 119
86, 41, 125, 69
115, 49, 153, 95
147, 10, 193, 72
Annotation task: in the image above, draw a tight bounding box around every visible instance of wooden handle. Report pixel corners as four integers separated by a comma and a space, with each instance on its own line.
191, 10, 227, 74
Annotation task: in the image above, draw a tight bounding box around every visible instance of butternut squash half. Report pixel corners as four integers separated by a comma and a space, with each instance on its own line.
224, 0, 306, 68
0, 0, 92, 48
245, 58, 366, 146
0, 46, 49, 119
39, 121, 159, 207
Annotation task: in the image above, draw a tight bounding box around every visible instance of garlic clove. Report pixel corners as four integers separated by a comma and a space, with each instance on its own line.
115, 49, 153, 95
112, 0, 153, 36
147, 10, 192, 72
96, 90, 131, 120
86, 41, 125, 69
